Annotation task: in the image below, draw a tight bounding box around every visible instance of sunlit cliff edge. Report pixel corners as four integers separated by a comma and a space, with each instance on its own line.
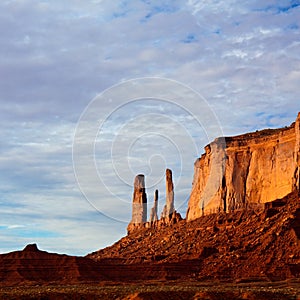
187, 112, 300, 220
125, 113, 300, 231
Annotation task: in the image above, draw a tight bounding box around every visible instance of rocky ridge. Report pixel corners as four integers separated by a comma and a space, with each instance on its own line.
1, 191, 300, 287
0, 244, 106, 286
88, 190, 300, 281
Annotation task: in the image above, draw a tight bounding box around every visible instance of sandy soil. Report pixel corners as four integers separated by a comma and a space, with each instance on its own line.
1, 280, 300, 300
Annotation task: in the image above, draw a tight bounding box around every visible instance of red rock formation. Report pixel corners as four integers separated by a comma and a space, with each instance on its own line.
187, 113, 300, 220
3, 114, 300, 290
128, 170, 181, 233
2, 192, 300, 286
294, 112, 300, 191
161, 169, 175, 218
0, 244, 107, 286
149, 189, 159, 222
88, 191, 300, 282
127, 174, 147, 233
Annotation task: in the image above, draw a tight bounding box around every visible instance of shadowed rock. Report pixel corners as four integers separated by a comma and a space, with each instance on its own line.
149, 189, 159, 222
23, 244, 39, 252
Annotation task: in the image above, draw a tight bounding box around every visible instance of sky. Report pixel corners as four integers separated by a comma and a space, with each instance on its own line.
0, 0, 300, 256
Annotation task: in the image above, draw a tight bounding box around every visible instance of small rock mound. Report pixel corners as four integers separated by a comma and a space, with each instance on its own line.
23, 244, 39, 252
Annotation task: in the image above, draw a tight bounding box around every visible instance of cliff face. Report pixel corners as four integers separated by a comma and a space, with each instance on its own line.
187, 113, 300, 221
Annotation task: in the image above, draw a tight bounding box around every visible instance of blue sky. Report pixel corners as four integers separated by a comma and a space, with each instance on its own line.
0, 0, 300, 255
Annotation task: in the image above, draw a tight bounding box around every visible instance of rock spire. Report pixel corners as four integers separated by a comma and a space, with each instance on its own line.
161, 168, 175, 218
149, 189, 159, 222
129, 174, 147, 225
294, 112, 300, 192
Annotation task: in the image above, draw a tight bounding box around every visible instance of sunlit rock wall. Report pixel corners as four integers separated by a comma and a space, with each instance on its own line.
187, 113, 300, 221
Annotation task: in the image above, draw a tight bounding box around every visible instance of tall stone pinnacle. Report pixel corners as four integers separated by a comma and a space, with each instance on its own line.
161, 169, 175, 218
294, 112, 300, 191
149, 189, 159, 222
130, 174, 147, 224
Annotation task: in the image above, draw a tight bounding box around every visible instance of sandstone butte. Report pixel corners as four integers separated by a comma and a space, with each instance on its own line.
187, 111, 300, 220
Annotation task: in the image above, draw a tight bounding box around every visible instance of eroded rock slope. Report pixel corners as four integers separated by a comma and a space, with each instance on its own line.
88, 191, 300, 281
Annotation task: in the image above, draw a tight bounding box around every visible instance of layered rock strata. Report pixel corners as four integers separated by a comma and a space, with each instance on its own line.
0, 244, 107, 286
187, 113, 300, 220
